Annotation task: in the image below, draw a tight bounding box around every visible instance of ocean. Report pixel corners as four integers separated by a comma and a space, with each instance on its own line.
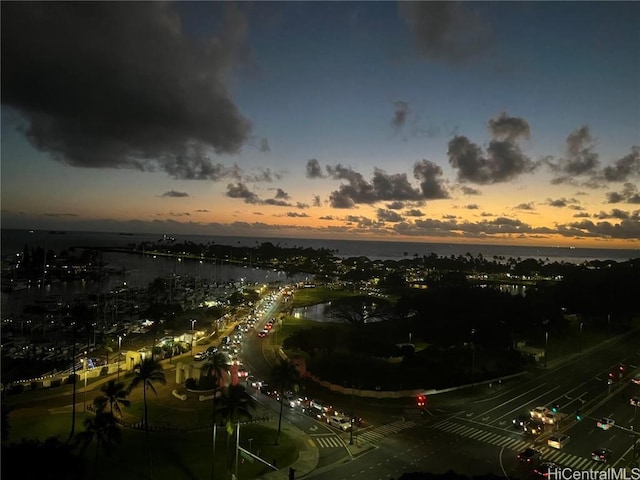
2, 228, 639, 264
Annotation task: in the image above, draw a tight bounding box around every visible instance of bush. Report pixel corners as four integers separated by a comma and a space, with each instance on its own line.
100, 366, 109, 376
185, 378, 197, 389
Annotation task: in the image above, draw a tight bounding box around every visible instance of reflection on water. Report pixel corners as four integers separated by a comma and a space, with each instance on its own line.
1, 252, 301, 315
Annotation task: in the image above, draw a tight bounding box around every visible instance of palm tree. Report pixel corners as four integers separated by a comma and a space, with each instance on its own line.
74, 412, 121, 479
202, 351, 230, 480
93, 379, 130, 417
270, 360, 300, 445
129, 357, 166, 479
215, 384, 256, 473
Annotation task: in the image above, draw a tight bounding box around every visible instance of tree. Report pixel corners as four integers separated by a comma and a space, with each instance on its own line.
270, 360, 300, 445
202, 351, 230, 480
323, 295, 392, 325
215, 384, 256, 473
73, 412, 121, 479
2, 436, 85, 480
129, 358, 166, 479
93, 379, 130, 417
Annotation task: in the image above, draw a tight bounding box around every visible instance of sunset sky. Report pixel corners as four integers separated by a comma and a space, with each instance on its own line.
1, 1, 639, 248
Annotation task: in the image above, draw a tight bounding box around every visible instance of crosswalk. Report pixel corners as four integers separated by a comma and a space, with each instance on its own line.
431, 420, 610, 471
312, 434, 346, 449
355, 419, 418, 444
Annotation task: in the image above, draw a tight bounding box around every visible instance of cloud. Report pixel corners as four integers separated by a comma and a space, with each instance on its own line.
447, 135, 534, 184
464, 204, 480, 210
559, 218, 640, 240
398, 1, 493, 63
161, 190, 189, 198
44, 213, 78, 217
413, 160, 450, 199
547, 126, 600, 184
168, 211, 191, 217
296, 202, 310, 209
282, 212, 310, 218
1, 2, 252, 178
305, 159, 325, 179
274, 188, 290, 200
312, 195, 322, 207
460, 186, 481, 196
487, 112, 531, 141
594, 209, 630, 220
547, 197, 579, 208
606, 183, 640, 204
603, 146, 640, 182
514, 202, 535, 211
391, 101, 410, 132
259, 138, 271, 153
377, 209, 404, 223
226, 183, 260, 204
386, 201, 405, 210
194, 209, 210, 213
404, 209, 424, 217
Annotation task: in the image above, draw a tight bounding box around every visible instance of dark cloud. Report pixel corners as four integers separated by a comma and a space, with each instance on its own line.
404, 209, 424, 217
274, 188, 290, 200
44, 213, 78, 217
1, 2, 252, 178
194, 209, 210, 213
312, 195, 322, 207
514, 202, 535, 211
263, 198, 291, 207
161, 190, 189, 198
386, 201, 405, 210
285, 212, 310, 218
413, 160, 450, 199
296, 202, 309, 209
447, 135, 534, 184
377, 209, 404, 223
460, 186, 481, 195
487, 113, 530, 141
318, 215, 335, 220
398, 1, 493, 63
329, 191, 356, 209
606, 183, 640, 204
305, 159, 325, 179
559, 218, 640, 240
244, 168, 282, 183
573, 212, 591, 218
594, 209, 630, 220
464, 204, 479, 210
603, 146, 640, 182
169, 211, 190, 217
391, 101, 410, 132
259, 138, 271, 153
547, 197, 578, 208
546, 126, 600, 183
226, 183, 260, 204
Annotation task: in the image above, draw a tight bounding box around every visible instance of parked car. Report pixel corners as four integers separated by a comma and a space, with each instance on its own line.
591, 448, 612, 463
193, 351, 207, 361
547, 434, 570, 449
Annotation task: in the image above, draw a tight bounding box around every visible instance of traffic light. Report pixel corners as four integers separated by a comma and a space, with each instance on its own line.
576, 409, 582, 421
417, 395, 426, 408
552, 404, 559, 413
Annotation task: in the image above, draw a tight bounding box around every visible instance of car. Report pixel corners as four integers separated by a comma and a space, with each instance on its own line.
547, 434, 570, 449
517, 447, 542, 463
542, 412, 560, 425
632, 374, 640, 385
206, 346, 218, 355
513, 414, 530, 429
193, 351, 208, 361
531, 406, 549, 420
257, 330, 268, 338
591, 448, 612, 463
534, 462, 559, 477
630, 397, 640, 407
596, 417, 615, 430
283, 391, 303, 408
523, 420, 546, 436
328, 416, 352, 431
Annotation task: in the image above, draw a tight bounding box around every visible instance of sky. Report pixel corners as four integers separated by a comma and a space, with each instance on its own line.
1, 1, 639, 249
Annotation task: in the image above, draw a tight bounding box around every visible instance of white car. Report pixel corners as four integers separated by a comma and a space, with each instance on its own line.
530, 406, 549, 420
328, 416, 352, 431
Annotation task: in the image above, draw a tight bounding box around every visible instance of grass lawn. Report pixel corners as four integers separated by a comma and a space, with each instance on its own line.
7, 411, 298, 480
288, 286, 358, 308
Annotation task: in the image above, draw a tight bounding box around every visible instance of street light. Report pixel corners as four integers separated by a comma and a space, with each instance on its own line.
470, 328, 476, 387
190, 319, 196, 356
544, 330, 549, 368
579, 322, 584, 353
117, 334, 123, 380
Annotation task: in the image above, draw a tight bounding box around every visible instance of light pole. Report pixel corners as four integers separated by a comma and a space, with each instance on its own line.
470, 328, 476, 387
579, 322, 584, 353
190, 319, 196, 356
83, 352, 88, 412
117, 334, 123, 380
544, 330, 549, 368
